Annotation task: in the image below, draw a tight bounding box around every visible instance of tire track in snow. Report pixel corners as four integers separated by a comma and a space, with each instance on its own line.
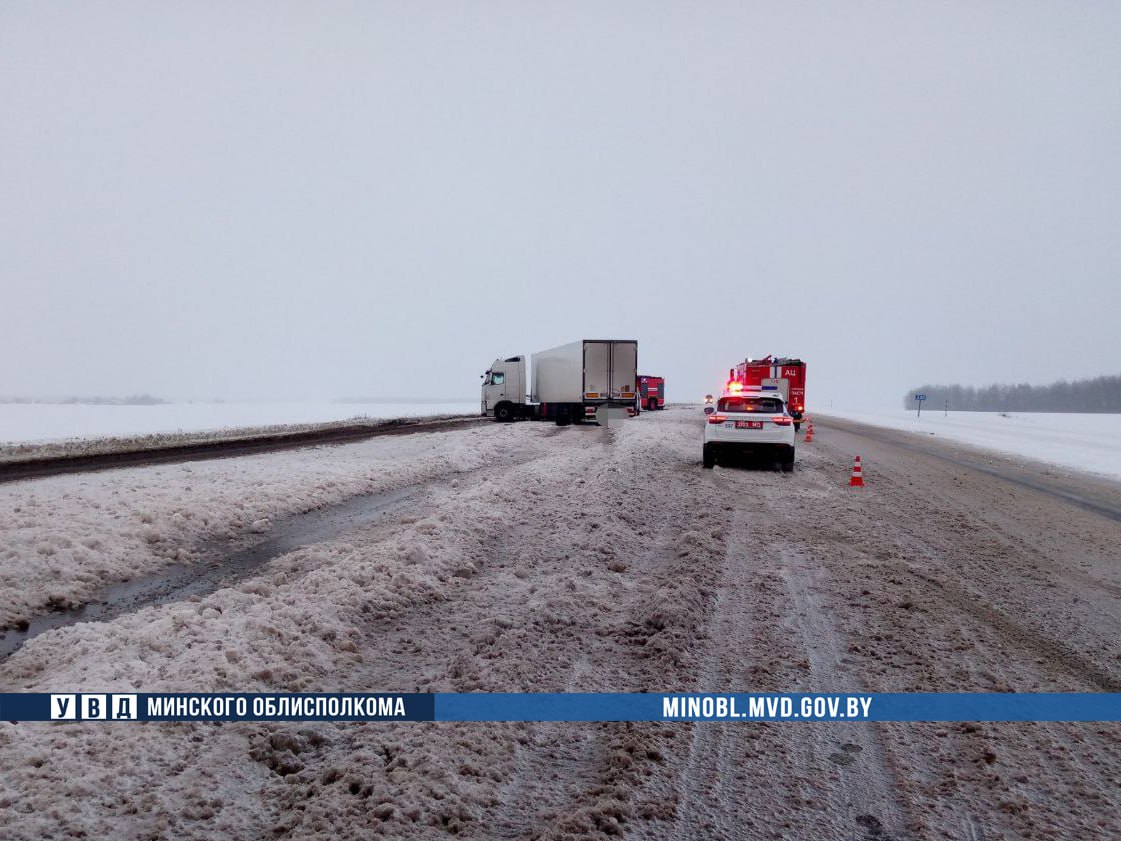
665, 466, 913, 841
815, 416, 1121, 525
778, 547, 913, 840
477, 418, 717, 839
667, 504, 752, 841
0, 416, 488, 484
899, 565, 1121, 693
812, 432, 1121, 695
796, 424, 1121, 838
482, 417, 726, 841
0, 444, 548, 663
262, 426, 621, 838
0, 486, 419, 662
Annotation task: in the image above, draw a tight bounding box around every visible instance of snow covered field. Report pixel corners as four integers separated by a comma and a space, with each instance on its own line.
824, 409, 1121, 481
0, 401, 478, 445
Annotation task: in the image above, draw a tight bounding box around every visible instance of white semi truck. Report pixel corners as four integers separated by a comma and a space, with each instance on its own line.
481, 339, 639, 425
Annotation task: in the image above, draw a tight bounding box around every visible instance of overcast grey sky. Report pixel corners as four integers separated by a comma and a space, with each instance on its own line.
2, 2, 1118, 408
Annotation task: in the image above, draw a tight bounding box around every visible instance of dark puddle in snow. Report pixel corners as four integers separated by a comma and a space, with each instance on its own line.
0, 484, 420, 661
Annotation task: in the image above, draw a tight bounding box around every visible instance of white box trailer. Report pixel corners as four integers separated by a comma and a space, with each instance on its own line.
482, 339, 638, 425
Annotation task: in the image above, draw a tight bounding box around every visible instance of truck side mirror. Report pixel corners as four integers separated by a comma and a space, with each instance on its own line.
703, 406, 715, 415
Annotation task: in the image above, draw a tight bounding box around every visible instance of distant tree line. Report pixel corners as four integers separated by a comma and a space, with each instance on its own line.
904, 373, 1121, 413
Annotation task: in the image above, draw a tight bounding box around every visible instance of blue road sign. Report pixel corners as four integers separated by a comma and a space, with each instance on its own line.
914, 394, 927, 401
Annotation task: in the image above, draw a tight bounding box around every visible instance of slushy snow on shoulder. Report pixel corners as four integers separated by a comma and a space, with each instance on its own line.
0, 401, 478, 446
823, 409, 1121, 481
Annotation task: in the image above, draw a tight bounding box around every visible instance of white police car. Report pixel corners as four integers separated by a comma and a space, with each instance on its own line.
702, 389, 796, 471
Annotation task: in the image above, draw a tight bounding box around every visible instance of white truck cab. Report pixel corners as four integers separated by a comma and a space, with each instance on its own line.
481, 356, 526, 422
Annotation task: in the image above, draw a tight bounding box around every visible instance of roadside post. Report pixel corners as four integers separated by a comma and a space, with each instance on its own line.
914, 393, 926, 418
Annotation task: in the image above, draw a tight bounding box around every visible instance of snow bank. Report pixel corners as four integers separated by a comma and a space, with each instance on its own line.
823, 409, 1121, 481
0, 421, 515, 628
0, 410, 720, 839
0, 401, 478, 446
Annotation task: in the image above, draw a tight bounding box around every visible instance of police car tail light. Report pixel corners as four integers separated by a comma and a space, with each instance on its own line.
707, 414, 727, 424
771, 415, 793, 426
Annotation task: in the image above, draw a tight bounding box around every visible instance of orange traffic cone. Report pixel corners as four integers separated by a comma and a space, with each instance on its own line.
849, 455, 864, 487
804, 420, 814, 442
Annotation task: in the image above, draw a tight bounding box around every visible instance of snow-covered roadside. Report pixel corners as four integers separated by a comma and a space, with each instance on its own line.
0, 415, 711, 839
0, 422, 522, 629
0, 414, 475, 464
822, 409, 1121, 481
0, 401, 479, 446
0, 461, 521, 839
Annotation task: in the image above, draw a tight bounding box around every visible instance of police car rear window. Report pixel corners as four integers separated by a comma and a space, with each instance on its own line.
718, 397, 784, 413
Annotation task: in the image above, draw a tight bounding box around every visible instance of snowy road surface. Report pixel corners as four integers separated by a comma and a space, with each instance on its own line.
2, 408, 1120, 839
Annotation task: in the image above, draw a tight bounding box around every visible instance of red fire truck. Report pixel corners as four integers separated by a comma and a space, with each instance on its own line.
636, 375, 665, 411
727, 356, 807, 429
